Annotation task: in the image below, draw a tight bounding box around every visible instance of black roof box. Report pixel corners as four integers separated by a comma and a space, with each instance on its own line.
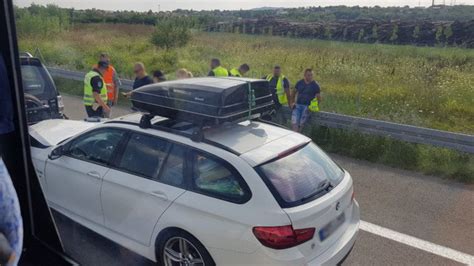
131, 77, 274, 126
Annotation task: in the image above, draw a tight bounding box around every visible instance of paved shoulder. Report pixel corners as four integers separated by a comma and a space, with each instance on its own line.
332, 154, 474, 255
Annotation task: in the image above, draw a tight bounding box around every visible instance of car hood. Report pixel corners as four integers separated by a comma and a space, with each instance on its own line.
29, 119, 98, 146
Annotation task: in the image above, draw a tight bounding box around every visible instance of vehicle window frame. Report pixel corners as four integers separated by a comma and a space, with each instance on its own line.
62, 127, 128, 167
111, 131, 172, 181
188, 149, 252, 204
155, 143, 188, 187
110, 130, 189, 189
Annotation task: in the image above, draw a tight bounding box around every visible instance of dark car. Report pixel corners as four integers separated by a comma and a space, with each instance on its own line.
20, 53, 64, 123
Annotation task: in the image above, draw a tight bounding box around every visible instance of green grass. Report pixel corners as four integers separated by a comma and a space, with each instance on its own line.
310, 126, 473, 182
23, 23, 474, 182
20, 24, 474, 134
20, 23, 474, 134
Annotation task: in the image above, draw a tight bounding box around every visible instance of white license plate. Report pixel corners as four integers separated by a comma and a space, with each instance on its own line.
319, 213, 345, 241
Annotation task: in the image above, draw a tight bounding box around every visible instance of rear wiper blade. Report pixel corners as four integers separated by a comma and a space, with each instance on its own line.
299, 181, 332, 202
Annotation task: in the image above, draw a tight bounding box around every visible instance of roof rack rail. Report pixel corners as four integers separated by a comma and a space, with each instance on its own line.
106, 115, 242, 155
139, 113, 206, 142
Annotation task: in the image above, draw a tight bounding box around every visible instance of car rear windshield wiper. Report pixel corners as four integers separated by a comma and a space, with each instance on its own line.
299, 181, 333, 203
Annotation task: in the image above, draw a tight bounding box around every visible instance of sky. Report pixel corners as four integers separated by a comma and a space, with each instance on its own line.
14, 0, 474, 11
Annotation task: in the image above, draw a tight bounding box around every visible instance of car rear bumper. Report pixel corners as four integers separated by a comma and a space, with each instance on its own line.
209, 200, 360, 266
308, 200, 360, 266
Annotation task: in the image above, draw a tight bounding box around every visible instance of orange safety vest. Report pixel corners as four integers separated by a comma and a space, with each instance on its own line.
93, 64, 117, 100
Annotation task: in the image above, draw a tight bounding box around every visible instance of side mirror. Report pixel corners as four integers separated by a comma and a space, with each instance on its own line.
48, 146, 64, 160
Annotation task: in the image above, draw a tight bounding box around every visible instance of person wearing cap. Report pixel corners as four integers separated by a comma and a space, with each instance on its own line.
83, 61, 110, 118
152, 70, 166, 83
93, 53, 121, 118
229, 64, 250, 77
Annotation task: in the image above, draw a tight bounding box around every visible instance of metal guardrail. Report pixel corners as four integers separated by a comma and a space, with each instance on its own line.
47, 67, 474, 154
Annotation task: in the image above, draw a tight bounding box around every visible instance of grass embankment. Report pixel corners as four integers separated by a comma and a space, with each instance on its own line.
19, 23, 473, 182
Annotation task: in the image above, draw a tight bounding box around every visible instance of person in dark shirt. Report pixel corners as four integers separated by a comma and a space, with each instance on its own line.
123, 62, 154, 99
132, 62, 153, 90
291, 68, 321, 132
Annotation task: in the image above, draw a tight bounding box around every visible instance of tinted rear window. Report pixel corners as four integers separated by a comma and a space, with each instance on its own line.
257, 142, 344, 207
21, 64, 56, 99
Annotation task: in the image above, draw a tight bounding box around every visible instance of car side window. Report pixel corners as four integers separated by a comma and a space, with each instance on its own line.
191, 152, 249, 203
67, 129, 125, 165
118, 133, 170, 179
157, 144, 186, 187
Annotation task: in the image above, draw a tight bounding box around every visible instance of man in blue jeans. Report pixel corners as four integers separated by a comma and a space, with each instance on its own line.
291, 69, 321, 132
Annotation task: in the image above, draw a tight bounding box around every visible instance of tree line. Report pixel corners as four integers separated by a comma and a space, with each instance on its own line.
14, 4, 474, 48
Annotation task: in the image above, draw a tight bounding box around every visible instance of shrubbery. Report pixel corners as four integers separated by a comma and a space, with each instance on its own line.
150, 18, 191, 49
15, 4, 70, 37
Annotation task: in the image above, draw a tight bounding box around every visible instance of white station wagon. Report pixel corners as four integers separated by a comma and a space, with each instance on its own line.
29, 113, 360, 265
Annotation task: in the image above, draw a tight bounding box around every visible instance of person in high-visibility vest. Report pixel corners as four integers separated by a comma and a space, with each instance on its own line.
208, 58, 229, 77
93, 53, 121, 118
84, 61, 109, 118
291, 68, 321, 133
263, 65, 291, 123
229, 64, 250, 77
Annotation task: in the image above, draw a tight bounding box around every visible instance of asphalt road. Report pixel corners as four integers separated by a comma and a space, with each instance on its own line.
51, 94, 474, 265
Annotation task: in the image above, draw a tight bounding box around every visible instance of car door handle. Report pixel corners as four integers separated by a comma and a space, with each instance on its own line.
86, 171, 101, 179
150, 191, 168, 200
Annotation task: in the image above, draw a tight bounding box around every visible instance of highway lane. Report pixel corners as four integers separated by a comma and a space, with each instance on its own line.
52, 94, 473, 265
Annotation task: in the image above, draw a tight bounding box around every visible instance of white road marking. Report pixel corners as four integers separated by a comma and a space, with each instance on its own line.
360, 221, 474, 265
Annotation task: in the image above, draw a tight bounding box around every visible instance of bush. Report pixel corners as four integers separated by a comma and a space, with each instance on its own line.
150, 19, 191, 49
15, 4, 70, 37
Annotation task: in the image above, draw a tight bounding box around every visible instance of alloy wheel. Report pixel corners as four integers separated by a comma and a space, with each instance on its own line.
163, 236, 205, 266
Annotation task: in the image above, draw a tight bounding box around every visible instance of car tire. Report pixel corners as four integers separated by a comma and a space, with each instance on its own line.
156, 229, 215, 266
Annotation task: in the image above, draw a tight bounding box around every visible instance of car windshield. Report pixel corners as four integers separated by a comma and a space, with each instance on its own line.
257, 143, 344, 207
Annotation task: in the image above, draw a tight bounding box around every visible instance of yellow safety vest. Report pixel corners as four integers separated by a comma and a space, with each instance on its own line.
212, 66, 229, 77
230, 68, 241, 77
266, 74, 288, 105
309, 99, 320, 112
84, 70, 107, 106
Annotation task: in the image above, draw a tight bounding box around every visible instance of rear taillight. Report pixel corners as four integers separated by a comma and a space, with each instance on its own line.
253, 225, 315, 249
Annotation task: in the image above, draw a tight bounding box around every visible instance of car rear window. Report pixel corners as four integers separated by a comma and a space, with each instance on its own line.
21, 64, 56, 99
256, 142, 344, 207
